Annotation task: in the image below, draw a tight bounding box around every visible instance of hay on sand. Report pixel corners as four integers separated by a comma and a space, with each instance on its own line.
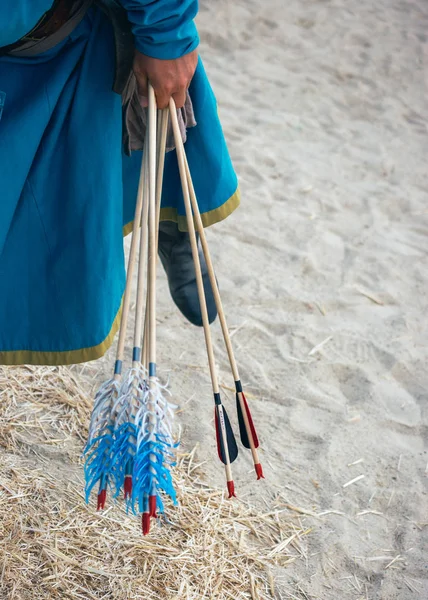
0, 366, 308, 599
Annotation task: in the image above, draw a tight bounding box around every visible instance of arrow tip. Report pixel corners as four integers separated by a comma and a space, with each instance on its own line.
142, 513, 151, 536
97, 489, 107, 511
255, 463, 265, 480
227, 480, 237, 499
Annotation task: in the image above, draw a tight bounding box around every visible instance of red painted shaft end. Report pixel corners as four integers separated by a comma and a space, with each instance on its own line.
149, 495, 157, 518
227, 480, 237, 499
142, 513, 151, 536
97, 489, 107, 511
124, 476, 133, 499
255, 463, 265, 480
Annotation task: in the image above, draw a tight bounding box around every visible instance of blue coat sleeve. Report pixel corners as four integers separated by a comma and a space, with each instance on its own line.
118, 0, 199, 59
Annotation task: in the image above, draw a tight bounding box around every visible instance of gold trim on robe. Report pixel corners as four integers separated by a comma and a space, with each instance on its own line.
0, 187, 240, 365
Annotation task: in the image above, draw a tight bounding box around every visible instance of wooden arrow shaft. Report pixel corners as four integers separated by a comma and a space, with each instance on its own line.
114, 135, 148, 374
183, 157, 240, 382
169, 99, 233, 486
168, 101, 220, 396
182, 138, 261, 466
142, 109, 169, 367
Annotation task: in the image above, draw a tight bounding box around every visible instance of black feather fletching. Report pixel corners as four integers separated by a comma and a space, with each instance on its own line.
236, 393, 250, 449
236, 392, 259, 449
215, 405, 238, 464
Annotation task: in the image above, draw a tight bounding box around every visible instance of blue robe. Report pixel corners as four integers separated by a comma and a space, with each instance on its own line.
0, 1, 239, 365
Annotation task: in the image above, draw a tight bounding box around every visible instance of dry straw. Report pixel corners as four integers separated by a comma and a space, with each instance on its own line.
0, 366, 307, 599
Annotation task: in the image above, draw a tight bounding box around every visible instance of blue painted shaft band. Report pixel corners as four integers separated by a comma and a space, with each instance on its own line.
99, 473, 108, 491
149, 362, 156, 377
132, 347, 141, 362
235, 380, 243, 393
114, 359, 122, 375
214, 393, 221, 405
125, 459, 133, 476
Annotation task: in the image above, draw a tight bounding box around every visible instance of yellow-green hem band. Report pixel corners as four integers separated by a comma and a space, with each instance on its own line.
123, 186, 240, 236
0, 187, 240, 366
0, 304, 123, 366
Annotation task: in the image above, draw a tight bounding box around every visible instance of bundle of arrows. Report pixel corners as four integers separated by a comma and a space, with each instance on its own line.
84, 85, 264, 535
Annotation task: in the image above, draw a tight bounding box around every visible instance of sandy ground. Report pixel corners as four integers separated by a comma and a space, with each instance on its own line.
75, 0, 428, 598
1, 1, 427, 599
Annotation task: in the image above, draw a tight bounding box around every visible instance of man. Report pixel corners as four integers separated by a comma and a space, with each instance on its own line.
0, 0, 239, 365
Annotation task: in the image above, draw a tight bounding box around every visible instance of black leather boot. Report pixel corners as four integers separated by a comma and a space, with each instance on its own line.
158, 221, 217, 326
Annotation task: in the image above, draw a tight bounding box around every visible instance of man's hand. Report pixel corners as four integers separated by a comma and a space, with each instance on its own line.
133, 50, 198, 109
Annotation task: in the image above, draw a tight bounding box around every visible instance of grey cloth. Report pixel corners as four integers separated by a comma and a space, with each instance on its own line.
122, 71, 197, 156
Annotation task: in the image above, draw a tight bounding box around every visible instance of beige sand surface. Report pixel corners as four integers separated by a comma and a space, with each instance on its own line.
2, 0, 427, 598
87, 0, 428, 597
201, 1, 428, 596
81, 1, 428, 597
